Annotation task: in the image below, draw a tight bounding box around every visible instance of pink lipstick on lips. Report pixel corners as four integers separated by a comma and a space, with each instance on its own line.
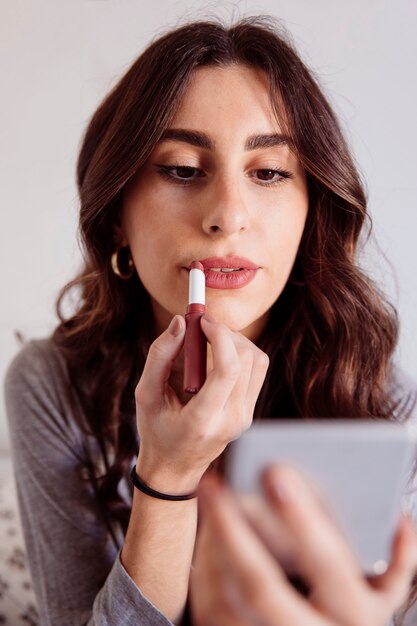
183, 261, 207, 394
199, 256, 259, 289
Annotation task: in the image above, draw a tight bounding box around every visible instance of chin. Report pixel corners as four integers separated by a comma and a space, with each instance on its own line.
208, 306, 268, 340
206, 305, 246, 327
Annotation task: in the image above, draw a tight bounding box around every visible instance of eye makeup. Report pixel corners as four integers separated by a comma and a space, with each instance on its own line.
156, 164, 293, 187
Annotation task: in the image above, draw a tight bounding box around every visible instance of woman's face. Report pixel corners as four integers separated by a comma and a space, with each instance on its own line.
121, 64, 308, 341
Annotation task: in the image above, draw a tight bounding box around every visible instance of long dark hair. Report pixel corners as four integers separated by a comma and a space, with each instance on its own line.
52, 15, 415, 622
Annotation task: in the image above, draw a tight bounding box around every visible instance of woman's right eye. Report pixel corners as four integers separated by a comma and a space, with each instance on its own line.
156, 165, 203, 186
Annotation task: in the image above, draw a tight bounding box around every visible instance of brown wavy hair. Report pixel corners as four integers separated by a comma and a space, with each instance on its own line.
52, 15, 416, 621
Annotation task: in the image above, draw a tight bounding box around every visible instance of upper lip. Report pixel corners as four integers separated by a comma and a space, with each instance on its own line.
185, 256, 260, 270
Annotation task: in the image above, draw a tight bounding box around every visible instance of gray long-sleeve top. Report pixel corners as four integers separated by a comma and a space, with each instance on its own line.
5, 338, 172, 626
4, 337, 417, 625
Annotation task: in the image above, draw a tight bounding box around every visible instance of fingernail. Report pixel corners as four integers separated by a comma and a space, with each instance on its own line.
168, 315, 183, 337
202, 314, 215, 323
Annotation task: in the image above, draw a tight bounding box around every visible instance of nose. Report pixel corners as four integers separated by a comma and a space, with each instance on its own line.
201, 175, 250, 237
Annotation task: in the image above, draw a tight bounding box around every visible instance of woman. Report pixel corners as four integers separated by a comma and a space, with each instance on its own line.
5, 14, 417, 626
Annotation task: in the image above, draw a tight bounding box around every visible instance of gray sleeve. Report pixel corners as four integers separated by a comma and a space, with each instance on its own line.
4, 340, 173, 626
387, 367, 417, 626
389, 366, 417, 424
391, 367, 417, 519
89, 554, 174, 626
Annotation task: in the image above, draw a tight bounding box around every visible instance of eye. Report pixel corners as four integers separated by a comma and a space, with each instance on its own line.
156, 164, 293, 187
156, 165, 203, 186
253, 169, 293, 185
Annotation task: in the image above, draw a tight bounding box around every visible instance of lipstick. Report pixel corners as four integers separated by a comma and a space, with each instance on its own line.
183, 261, 207, 394
198, 257, 259, 290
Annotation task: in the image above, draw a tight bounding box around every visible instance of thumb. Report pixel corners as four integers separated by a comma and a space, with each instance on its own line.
138, 315, 186, 399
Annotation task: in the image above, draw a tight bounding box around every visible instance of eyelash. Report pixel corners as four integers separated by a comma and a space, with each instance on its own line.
156, 164, 294, 187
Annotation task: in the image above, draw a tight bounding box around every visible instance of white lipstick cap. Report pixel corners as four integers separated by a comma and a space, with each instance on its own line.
189, 268, 205, 305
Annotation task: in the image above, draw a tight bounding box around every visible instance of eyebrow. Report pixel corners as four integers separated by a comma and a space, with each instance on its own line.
158, 128, 293, 151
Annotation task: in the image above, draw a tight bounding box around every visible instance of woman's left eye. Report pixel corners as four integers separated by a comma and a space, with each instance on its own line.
250, 168, 292, 185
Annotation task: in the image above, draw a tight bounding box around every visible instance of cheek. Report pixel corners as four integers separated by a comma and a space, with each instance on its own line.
124, 201, 165, 255
122, 214, 158, 292
263, 207, 307, 290
265, 209, 306, 257
125, 194, 185, 250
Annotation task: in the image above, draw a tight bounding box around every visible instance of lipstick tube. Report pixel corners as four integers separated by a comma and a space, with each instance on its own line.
183, 261, 207, 394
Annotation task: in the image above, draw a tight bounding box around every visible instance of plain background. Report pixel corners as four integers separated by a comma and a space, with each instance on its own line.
1, 0, 416, 449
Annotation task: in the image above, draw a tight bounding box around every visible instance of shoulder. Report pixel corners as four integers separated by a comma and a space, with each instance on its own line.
4, 337, 85, 452
5, 336, 66, 376
5, 337, 69, 401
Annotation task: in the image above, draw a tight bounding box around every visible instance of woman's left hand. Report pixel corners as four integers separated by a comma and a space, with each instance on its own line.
188, 465, 417, 626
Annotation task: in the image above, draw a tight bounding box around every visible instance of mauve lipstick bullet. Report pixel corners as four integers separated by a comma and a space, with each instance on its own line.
183, 261, 207, 393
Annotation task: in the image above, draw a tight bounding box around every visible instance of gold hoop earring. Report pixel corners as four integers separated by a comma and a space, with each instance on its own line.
111, 246, 134, 280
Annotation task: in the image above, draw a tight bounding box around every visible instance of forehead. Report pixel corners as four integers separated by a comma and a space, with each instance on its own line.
168, 64, 283, 131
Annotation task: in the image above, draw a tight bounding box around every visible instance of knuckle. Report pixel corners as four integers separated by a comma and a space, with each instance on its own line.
256, 350, 270, 371
224, 411, 252, 443
190, 422, 211, 442
147, 337, 167, 361
222, 427, 240, 445
134, 379, 144, 402
134, 378, 153, 407
238, 347, 254, 368
242, 412, 254, 433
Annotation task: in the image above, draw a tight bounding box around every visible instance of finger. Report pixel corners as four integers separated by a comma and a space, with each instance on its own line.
190, 524, 252, 626
198, 473, 326, 626
370, 515, 417, 613
190, 571, 252, 626
221, 342, 255, 431
241, 345, 269, 423
197, 322, 269, 435
221, 332, 269, 431
262, 465, 366, 616
192, 319, 241, 414
135, 315, 185, 404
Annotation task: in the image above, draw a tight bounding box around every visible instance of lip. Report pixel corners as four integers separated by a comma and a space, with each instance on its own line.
184, 256, 260, 290
186, 256, 259, 271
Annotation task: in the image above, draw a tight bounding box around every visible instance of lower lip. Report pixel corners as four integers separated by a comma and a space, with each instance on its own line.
196, 268, 258, 289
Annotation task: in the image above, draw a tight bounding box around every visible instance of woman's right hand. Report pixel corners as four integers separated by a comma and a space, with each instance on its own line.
189, 470, 417, 626
134, 314, 269, 493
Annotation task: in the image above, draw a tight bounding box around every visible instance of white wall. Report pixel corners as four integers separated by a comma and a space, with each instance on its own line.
1, 0, 416, 448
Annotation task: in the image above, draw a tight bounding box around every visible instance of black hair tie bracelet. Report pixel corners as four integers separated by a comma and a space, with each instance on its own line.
130, 466, 198, 501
